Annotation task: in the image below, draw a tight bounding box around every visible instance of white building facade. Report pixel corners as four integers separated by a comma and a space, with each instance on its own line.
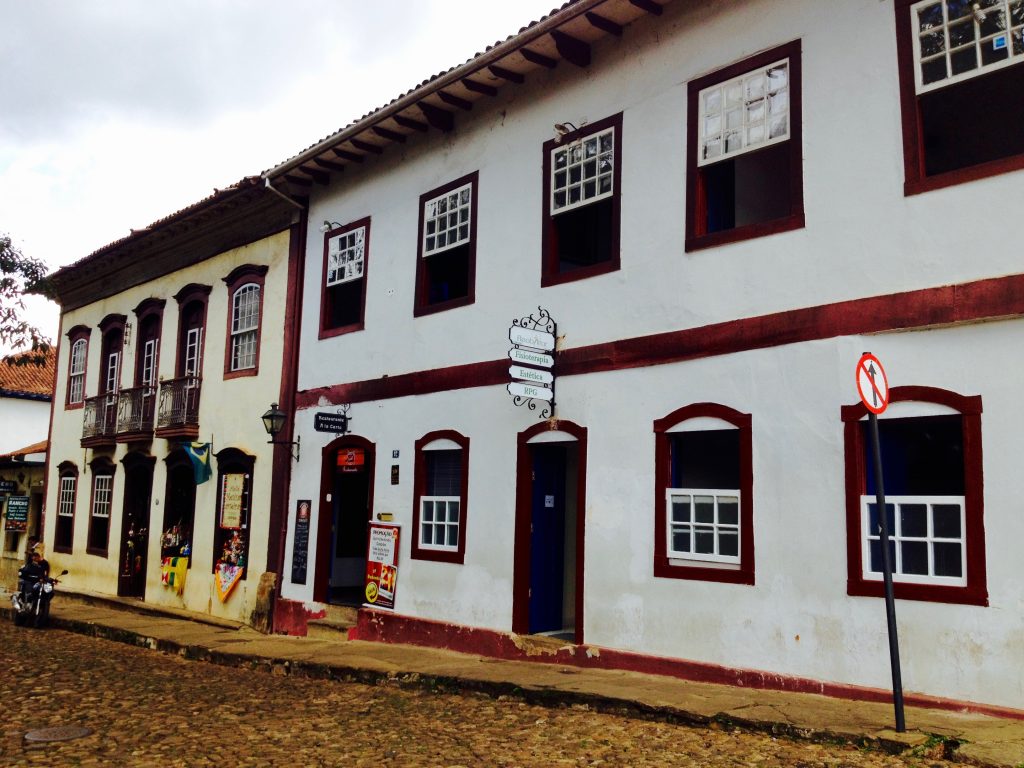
267, 0, 1024, 711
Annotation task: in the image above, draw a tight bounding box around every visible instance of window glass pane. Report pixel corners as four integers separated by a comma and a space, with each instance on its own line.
950, 45, 979, 74
671, 497, 691, 522
426, 450, 461, 496
933, 542, 963, 577
901, 541, 929, 574
694, 529, 715, 554
932, 504, 962, 538
719, 532, 739, 558
900, 504, 928, 537
672, 530, 691, 553
718, 497, 739, 526
921, 56, 949, 83
869, 539, 896, 573
447, 501, 459, 523
918, 2, 944, 31
694, 496, 714, 524
868, 503, 896, 535
421, 522, 433, 545
447, 524, 458, 545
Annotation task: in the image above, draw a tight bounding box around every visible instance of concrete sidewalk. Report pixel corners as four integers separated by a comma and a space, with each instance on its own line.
6, 591, 1024, 768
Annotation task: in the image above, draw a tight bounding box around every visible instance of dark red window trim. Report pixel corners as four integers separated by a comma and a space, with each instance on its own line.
541, 113, 622, 287
414, 173, 478, 317
841, 385, 987, 606
653, 403, 754, 585
132, 299, 165, 387
172, 283, 212, 378
319, 217, 371, 338
893, 0, 1024, 196
684, 39, 805, 253
85, 456, 116, 558
222, 264, 269, 379
97, 314, 127, 396
64, 324, 90, 411
52, 461, 78, 554
411, 429, 469, 564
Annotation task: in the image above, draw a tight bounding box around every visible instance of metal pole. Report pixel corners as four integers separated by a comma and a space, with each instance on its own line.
868, 410, 906, 732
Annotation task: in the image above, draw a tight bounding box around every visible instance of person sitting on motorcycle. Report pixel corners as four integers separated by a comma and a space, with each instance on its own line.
18, 549, 48, 599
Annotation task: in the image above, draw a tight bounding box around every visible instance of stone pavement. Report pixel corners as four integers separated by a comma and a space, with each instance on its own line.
5, 590, 1024, 768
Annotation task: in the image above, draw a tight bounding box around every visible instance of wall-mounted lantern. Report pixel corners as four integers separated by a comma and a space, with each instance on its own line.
261, 402, 300, 462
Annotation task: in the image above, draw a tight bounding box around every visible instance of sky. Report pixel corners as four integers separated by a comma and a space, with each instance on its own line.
0, 0, 561, 352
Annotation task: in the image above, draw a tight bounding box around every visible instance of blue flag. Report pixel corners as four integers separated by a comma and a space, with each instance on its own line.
183, 442, 212, 485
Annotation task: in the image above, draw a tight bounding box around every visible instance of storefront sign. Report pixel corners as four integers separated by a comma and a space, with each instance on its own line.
337, 448, 365, 472
364, 522, 400, 610
5, 495, 29, 532
220, 474, 245, 529
314, 411, 350, 434
507, 307, 557, 419
291, 500, 311, 585
0, 480, 16, 493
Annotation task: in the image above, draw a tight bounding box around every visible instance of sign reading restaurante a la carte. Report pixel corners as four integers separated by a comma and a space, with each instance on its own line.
507, 307, 556, 419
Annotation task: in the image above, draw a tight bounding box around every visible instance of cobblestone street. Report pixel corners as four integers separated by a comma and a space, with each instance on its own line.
0, 622, 961, 767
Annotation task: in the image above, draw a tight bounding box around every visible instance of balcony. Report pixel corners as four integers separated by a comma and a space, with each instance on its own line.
81, 395, 118, 448
115, 384, 157, 442
155, 376, 201, 440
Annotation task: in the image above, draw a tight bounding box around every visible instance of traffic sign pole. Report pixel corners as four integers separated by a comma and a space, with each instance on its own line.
858, 351, 905, 733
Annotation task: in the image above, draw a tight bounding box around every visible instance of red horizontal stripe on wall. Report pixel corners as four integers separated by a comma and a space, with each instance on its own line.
296, 273, 1024, 409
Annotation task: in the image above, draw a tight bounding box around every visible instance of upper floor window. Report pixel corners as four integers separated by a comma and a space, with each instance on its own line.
87, 458, 115, 557
654, 404, 754, 585
411, 430, 469, 564
685, 40, 804, 252
173, 284, 211, 380
97, 314, 126, 396
65, 326, 90, 409
53, 462, 78, 553
896, 0, 1024, 192
320, 218, 370, 337
842, 386, 987, 605
415, 173, 477, 316
132, 299, 165, 389
222, 266, 267, 378
541, 114, 621, 286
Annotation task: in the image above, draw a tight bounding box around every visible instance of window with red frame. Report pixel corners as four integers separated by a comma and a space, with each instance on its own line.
223, 264, 267, 375
685, 40, 804, 251
65, 326, 89, 408
87, 459, 115, 557
415, 174, 477, 316
411, 432, 469, 564
896, 0, 1024, 193
320, 218, 369, 336
53, 463, 78, 553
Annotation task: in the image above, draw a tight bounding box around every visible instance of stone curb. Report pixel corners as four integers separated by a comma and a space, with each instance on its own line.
4, 606, 986, 766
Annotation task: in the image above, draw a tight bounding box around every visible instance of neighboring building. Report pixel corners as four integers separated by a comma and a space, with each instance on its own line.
0, 349, 55, 585
258, 0, 1024, 712
43, 178, 301, 626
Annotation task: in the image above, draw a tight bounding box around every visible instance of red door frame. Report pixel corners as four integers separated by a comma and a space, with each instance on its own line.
512, 420, 587, 644
313, 434, 375, 603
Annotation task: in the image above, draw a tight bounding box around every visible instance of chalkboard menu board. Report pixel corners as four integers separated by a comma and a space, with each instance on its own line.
291, 500, 311, 584
5, 496, 29, 532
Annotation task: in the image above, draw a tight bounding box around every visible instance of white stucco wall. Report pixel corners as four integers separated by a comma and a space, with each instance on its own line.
45, 230, 290, 623
281, 0, 1024, 707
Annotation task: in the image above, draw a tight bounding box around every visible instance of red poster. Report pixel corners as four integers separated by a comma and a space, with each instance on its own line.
364, 522, 400, 610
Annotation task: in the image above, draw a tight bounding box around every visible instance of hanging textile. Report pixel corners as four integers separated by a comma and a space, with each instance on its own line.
183, 442, 212, 485
215, 562, 244, 602
160, 556, 188, 596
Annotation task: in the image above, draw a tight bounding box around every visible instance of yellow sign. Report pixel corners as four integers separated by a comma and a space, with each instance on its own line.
220, 473, 245, 529
365, 581, 379, 603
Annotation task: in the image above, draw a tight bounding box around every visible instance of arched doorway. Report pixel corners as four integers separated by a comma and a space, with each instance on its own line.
314, 436, 375, 605
512, 421, 587, 644
117, 452, 155, 598
161, 449, 197, 567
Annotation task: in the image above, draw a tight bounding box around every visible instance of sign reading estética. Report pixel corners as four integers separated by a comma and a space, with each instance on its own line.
509, 365, 553, 385
507, 307, 557, 419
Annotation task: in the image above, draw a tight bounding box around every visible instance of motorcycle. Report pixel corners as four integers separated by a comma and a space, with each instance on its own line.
11, 569, 68, 628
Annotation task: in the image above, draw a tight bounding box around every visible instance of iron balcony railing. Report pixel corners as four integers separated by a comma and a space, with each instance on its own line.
156, 375, 201, 429
82, 394, 118, 440
115, 384, 157, 435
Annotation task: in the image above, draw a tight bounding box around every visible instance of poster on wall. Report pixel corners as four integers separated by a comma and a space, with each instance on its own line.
291, 500, 311, 585
364, 522, 400, 610
4, 495, 29, 532
220, 473, 245, 529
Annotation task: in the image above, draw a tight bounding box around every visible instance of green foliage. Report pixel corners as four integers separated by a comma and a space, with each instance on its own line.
0, 233, 52, 367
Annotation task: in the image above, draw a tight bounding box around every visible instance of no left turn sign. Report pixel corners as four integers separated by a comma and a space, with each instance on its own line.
856, 352, 889, 414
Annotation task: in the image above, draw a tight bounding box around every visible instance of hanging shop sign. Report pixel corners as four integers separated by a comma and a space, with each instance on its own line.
507, 307, 557, 419
219, 474, 245, 529
291, 500, 311, 585
364, 522, 400, 610
337, 448, 366, 472
4, 495, 28, 532
0, 480, 16, 493
315, 405, 352, 435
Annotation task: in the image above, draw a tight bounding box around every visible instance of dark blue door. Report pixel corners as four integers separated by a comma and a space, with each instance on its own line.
529, 445, 566, 634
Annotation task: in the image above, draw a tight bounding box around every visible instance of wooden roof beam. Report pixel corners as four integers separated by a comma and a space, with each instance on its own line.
372, 125, 407, 143
521, 47, 557, 69
394, 114, 428, 132
551, 30, 590, 68
313, 158, 346, 173
300, 166, 330, 185
488, 64, 525, 84
284, 174, 313, 188
418, 102, 454, 132
437, 90, 472, 111
462, 78, 498, 97
332, 148, 364, 163
585, 11, 623, 36
629, 0, 663, 15
350, 139, 383, 155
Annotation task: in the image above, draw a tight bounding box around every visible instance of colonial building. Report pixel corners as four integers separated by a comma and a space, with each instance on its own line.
257, 0, 1024, 712
43, 178, 301, 625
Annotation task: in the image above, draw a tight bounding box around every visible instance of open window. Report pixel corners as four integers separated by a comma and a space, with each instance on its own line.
320, 218, 370, 337
53, 462, 78, 554
86, 457, 115, 557
411, 430, 469, 564
223, 264, 268, 377
541, 114, 621, 286
842, 386, 987, 605
654, 403, 754, 584
685, 40, 804, 251
65, 325, 90, 409
896, 0, 1024, 193
415, 174, 477, 316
